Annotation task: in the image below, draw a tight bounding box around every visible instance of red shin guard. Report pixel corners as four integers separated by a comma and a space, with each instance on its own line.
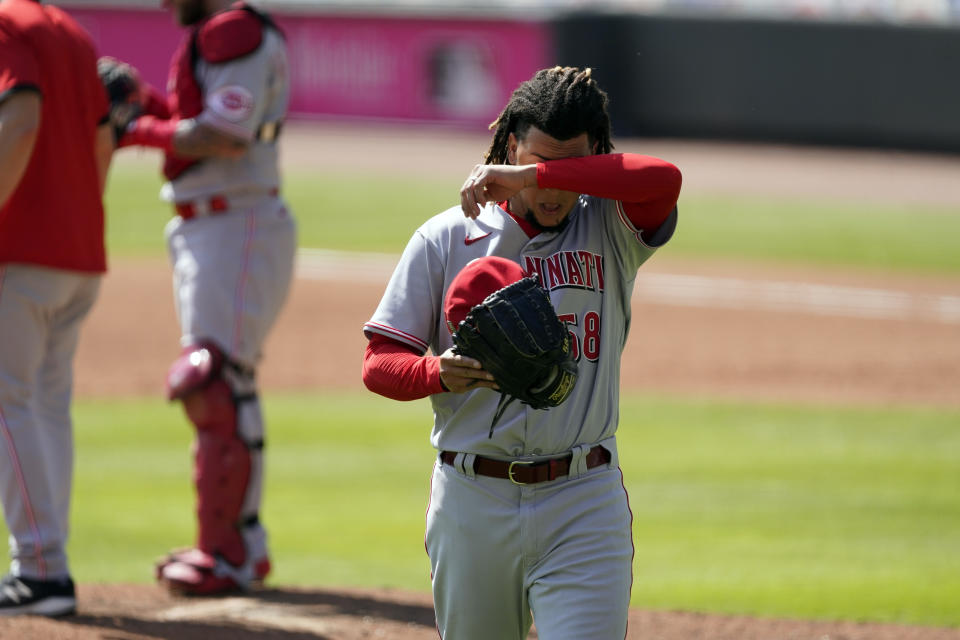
182, 378, 250, 567
161, 342, 268, 594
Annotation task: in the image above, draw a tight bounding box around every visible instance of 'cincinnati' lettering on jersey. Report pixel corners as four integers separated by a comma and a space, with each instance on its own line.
523, 250, 604, 293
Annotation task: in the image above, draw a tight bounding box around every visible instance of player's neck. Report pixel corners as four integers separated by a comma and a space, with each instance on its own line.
204, 0, 236, 16
501, 201, 537, 238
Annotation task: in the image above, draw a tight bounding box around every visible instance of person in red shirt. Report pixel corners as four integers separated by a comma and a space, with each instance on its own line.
0, 0, 113, 617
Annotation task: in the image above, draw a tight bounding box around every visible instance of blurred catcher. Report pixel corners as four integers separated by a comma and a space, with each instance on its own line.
109, 0, 295, 595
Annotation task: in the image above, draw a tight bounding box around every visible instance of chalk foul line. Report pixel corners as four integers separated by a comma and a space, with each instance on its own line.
296, 249, 960, 324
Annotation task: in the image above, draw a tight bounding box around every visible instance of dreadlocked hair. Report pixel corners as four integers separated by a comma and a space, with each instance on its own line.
484, 66, 613, 165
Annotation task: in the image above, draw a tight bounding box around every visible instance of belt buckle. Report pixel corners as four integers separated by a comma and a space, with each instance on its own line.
508, 459, 534, 485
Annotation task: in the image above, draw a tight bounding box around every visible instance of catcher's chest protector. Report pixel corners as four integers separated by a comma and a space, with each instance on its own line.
164, 3, 277, 180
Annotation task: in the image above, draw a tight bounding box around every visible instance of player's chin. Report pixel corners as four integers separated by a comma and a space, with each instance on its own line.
533, 208, 570, 229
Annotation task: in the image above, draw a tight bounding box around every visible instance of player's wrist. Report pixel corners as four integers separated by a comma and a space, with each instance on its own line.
428, 355, 449, 393
534, 162, 547, 188
141, 85, 170, 118
119, 115, 177, 152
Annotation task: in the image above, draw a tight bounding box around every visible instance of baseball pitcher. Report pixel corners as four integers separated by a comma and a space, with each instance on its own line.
363, 67, 682, 639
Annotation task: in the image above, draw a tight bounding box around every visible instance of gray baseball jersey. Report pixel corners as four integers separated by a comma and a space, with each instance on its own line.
366, 197, 676, 457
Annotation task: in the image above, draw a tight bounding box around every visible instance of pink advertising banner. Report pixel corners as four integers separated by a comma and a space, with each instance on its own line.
67, 7, 551, 127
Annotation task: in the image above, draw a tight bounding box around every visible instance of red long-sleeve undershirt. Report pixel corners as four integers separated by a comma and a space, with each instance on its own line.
363, 334, 445, 401
363, 152, 682, 400
142, 84, 171, 119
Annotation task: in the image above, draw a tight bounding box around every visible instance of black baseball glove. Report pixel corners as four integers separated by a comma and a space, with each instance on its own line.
97, 56, 141, 143
451, 275, 578, 437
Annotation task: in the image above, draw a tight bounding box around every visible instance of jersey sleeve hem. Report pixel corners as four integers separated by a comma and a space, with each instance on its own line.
363, 322, 429, 353
615, 200, 678, 249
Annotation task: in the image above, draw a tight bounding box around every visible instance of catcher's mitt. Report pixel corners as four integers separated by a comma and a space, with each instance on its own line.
452, 275, 578, 437
97, 56, 141, 143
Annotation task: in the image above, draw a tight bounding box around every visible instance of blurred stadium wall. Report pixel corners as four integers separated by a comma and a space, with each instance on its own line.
60, 0, 960, 151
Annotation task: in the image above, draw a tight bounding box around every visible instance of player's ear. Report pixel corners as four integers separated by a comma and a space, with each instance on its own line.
507, 132, 518, 165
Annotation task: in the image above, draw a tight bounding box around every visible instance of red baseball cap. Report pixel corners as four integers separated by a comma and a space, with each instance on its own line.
444, 256, 526, 333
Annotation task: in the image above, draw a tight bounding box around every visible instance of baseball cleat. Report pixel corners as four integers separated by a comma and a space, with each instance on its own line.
0, 573, 76, 617
155, 548, 270, 596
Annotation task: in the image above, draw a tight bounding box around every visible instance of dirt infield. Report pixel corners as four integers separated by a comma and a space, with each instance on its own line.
72, 250, 960, 408
4, 582, 960, 640
4, 122, 959, 638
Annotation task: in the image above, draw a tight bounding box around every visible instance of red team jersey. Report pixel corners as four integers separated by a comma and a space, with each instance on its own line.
0, 0, 109, 273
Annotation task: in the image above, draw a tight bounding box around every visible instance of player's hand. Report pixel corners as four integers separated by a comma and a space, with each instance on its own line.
438, 348, 498, 393
460, 164, 537, 219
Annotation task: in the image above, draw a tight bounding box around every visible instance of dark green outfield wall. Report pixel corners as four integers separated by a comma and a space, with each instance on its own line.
552, 13, 960, 152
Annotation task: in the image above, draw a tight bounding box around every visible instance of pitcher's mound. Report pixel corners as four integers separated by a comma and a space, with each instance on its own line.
1, 582, 958, 639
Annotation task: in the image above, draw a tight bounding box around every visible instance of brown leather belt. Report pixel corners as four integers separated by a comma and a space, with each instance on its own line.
439, 445, 610, 485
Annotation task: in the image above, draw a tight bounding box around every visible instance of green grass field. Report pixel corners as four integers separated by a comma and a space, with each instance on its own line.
2, 160, 957, 627
104, 163, 960, 274
56, 393, 960, 627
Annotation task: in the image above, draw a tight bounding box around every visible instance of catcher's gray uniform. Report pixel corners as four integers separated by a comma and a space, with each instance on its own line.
365, 192, 677, 638
163, 18, 295, 371
138, 2, 295, 594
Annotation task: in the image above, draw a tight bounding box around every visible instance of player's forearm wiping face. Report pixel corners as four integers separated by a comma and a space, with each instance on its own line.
459, 126, 594, 233
461, 66, 615, 231
506, 126, 595, 231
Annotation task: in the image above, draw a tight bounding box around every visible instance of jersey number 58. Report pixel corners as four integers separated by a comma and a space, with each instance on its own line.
558, 312, 601, 362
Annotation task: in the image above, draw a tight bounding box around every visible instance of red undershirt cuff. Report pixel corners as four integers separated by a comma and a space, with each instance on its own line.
119, 115, 177, 153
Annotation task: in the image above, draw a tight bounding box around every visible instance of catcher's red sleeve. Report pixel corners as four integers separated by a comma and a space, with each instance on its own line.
363, 334, 445, 400
141, 84, 171, 118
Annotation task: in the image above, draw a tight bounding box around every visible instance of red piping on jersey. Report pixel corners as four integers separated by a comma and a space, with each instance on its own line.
0, 407, 47, 579
230, 209, 258, 356
614, 200, 646, 246
363, 322, 429, 352
0, 268, 46, 577
424, 461, 441, 638
618, 465, 636, 640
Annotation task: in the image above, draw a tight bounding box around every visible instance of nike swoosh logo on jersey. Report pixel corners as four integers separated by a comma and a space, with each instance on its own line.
464, 232, 492, 246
